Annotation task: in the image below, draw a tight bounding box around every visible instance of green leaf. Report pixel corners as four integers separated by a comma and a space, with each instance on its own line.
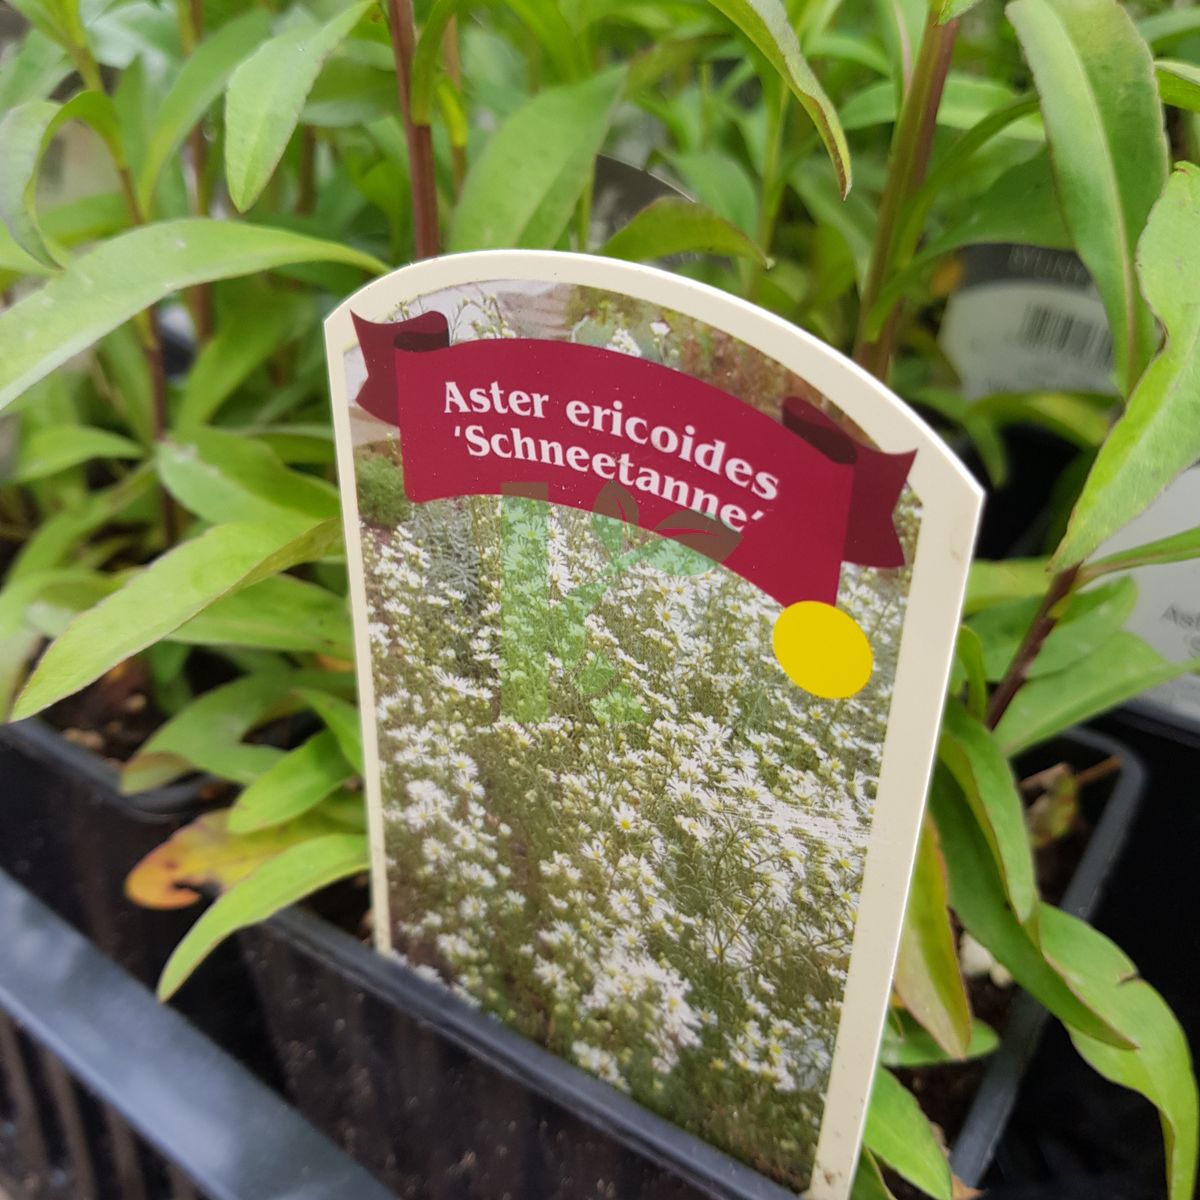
955, 624, 988, 720
137, 9, 273, 212
1139, 10, 1200, 51
939, 699, 1037, 922
995, 631, 1200, 755
0, 218, 386, 414
1007, 0, 1168, 392
156, 428, 339, 526
227, 729, 355, 834
294, 686, 363, 773
703, 0, 851, 196
930, 765, 1134, 1048
841, 74, 1041, 139
880, 1010, 999, 1068
666, 148, 759, 237
1054, 163, 1200, 567
9, 423, 143, 482
224, 2, 372, 212
157, 832, 368, 999
1157, 60, 1200, 114
1039, 906, 1198, 1200
863, 1068, 952, 1200
175, 293, 310, 430
12, 517, 342, 720
965, 557, 1051, 616
969, 577, 1139, 682
0, 568, 104, 717
1085, 525, 1200, 579
411, 0, 466, 125
894, 816, 972, 1058
122, 668, 317, 792
850, 1150, 897, 1200
170, 575, 352, 659
601, 197, 767, 264
126, 807, 355, 908
0, 92, 124, 268
7, 465, 154, 580
449, 70, 625, 252
0, 30, 71, 112
971, 390, 1111, 450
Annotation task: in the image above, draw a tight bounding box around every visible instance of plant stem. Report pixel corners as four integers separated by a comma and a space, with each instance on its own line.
854, 11, 959, 380
387, 0, 440, 259
71, 34, 176, 541
179, 0, 213, 341
985, 565, 1080, 730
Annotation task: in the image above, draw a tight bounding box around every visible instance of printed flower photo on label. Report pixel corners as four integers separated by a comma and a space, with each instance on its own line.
342, 279, 921, 1191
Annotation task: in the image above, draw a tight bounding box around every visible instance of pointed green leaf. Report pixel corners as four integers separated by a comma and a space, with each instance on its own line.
0, 29, 70, 112
138, 8, 273, 211
294, 686, 363, 773
175, 293, 311, 430
994, 631, 1200, 755
704, 0, 851, 195
1039, 907, 1198, 1200
0, 218, 386, 413
939, 699, 1037, 921
411, 0, 467, 125
1054, 163, 1200, 567
894, 815, 973, 1058
931, 766, 1134, 1048
0, 91, 124, 268
1085, 525, 1200, 579
850, 1150, 897, 1200
863, 1068, 952, 1200
1157, 60, 1200, 113
1008, 0, 1168, 392
157, 832, 368, 999
12, 516, 342, 720
969, 577, 1139, 682
227, 729, 355, 834
880, 1010, 999, 1068
171, 575, 352, 659
965, 557, 1052, 615
156, 428, 339, 527
10, 423, 143, 483
224, 2, 372, 212
601, 197, 768, 264
449, 69, 625, 252
122, 668, 334, 793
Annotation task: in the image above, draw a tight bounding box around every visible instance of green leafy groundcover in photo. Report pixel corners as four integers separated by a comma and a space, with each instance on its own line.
352, 290, 919, 1189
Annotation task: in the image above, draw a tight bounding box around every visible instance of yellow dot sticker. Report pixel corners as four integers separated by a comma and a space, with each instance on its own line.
772, 601, 873, 699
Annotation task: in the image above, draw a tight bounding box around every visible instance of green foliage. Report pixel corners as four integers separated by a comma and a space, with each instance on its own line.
157, 832, 369, 1000
1054, 163, 1200, 566
1008, 0, 1167, 392
356, 450, 412, 526
0, 1, 1198, 1194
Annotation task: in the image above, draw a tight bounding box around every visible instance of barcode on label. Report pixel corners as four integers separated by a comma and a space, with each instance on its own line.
1018, 304, 1113, 368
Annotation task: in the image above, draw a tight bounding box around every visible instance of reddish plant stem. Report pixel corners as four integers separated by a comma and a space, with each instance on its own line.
854, 12, 959, 380
387, 0, 440, 259
985, 565, 1080, 730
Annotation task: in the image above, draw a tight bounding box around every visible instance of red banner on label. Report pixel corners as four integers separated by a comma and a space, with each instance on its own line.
352, 311, 914, 608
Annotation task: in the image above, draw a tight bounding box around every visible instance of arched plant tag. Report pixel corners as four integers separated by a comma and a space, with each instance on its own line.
324, 252, 981, 1200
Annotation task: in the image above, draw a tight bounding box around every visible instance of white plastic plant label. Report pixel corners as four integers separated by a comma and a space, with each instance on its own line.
1094, 466, 1200, 732
325, 251, 981, 1199
940, 244, 1119, 400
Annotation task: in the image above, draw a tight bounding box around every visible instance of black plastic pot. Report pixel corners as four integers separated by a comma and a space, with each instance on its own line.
0, 718, 1147, 1199
0, 867, 395, 1200
237, 728, 1145, 1199
949, 726, 1145, 1187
